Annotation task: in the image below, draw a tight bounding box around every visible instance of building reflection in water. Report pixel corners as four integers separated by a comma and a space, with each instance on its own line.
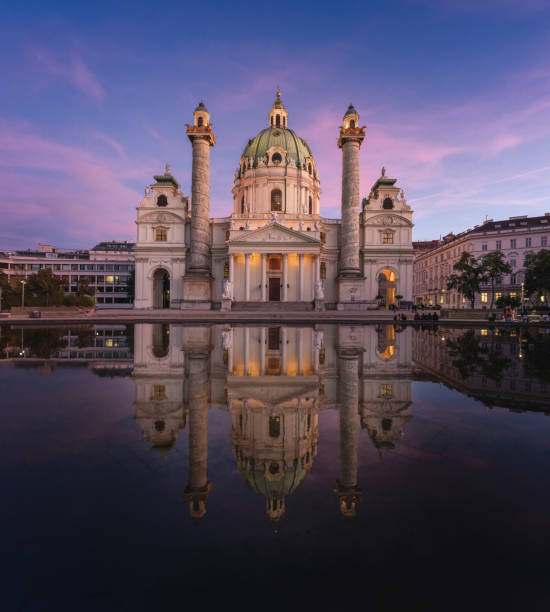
131, 322, 414, 525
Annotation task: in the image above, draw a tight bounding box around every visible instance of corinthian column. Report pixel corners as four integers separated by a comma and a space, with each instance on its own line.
334, 348, 362, 516
338, 105, 365, 277
183, 102, 216, 310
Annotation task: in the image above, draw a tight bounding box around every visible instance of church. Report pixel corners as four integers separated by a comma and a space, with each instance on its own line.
133, 91, 414, 310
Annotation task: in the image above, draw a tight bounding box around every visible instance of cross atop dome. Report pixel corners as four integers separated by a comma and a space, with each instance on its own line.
269, 87, 288, 128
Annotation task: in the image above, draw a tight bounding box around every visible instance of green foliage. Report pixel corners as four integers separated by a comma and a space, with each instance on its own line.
523, 331, 550, 383
524, 249, 550, 302
496, 295, 521, 309
481, 251, 512, 308
26, 269, 65, 306
447, 252, 486, 309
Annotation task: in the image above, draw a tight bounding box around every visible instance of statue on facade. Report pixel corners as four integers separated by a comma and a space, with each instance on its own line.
222, 279, 233, 300
145, 185, 151, 196
165, 163, 171, 174
314, 279, 325, 300
299, 220, 304, 231
245, 219, 250, 230
221, 329, 233, 350
381, 166, 386, 177
313, 330, 324, 350
314, 220, 320, 231
271, 211, 278, 223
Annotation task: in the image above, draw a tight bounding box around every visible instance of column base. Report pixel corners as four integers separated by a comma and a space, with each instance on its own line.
314, 298, 325, 312
337, 276, 366, 310
182, 272, 212, 310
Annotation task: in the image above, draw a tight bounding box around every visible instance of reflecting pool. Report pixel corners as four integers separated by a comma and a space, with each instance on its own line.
1, 323, 550, 610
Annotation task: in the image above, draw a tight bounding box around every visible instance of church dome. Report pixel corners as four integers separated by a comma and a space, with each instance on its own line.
239, 458, 309, 499
241, 127, 314, 170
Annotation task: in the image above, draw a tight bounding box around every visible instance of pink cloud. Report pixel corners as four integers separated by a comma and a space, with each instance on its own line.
30, 47, 105, 101
0, 118, 155, 248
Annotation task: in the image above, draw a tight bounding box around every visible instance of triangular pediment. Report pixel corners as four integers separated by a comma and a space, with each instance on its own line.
229, 222, 320, 244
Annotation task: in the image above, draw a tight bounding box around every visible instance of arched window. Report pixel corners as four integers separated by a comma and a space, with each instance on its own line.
271, 189, 282, 211
241, 196, 245, 214
283, 117, 286, 128
156, 195, 168, 207
308, 196, 313, 215
320, 261, 327, 279
308, 163, 312, 174
155, 228, 167, 241
271, 152, 282, 165
276, 115, 281, 127
197, 116, 203, 127
270, 117, 273, 127
350, 119, 355, 128
383, 198, 394, 210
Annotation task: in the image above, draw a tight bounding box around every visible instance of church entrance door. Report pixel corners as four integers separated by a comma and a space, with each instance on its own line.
269, 278, 281, 301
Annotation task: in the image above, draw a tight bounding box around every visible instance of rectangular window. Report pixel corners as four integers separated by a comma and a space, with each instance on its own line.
382, 232, 394, 244
155, 228, 167, 241
496, 240, 502, 250
482, 243, 488, 251
542, 236, 548, 247
510, 239, 516, 248
511, 274, 516, 284
97, 264, 105, 271
526, 237, 532, 247
269, 416, 281, 438
495, 292, 502, 302
71, 264, 78, 271
510, 292, 517, 299
381, 384, 393, 398
153, 385, 166, 400
105, 275, 114, 284
510, 258, 516, 267
481, 292, 488, 303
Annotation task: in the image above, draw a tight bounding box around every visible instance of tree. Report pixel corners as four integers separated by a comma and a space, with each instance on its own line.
26, 269, 65, 306
524, 249, 550, 304
496, 294, 521, 309
447, 252, 486, 309
481, 251, 512, 309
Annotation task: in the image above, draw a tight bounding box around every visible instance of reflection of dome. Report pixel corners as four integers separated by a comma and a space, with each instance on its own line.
241, 127, 314, 170
239, 458, 309, 499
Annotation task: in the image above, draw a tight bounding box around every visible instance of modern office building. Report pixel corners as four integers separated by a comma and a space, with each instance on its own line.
0, 241, 135, 308
413, 213, 550, 308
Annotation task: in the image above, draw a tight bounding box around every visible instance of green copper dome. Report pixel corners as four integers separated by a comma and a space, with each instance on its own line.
241, 127, 314, 169
344, 104, 357, 116
239, 458, 309, 499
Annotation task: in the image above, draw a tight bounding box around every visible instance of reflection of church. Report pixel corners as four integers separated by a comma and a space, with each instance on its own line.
132, 323, 414, 524
134, 91, 414, 311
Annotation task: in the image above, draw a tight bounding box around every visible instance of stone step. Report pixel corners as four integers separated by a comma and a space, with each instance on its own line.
231, 301, 314, 311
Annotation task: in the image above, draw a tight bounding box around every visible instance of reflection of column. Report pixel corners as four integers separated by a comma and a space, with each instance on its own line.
260, 327, 266, 374
229, 254, 234, 283
281, 327, 287, 374
298, 254, 304, 301
245, 254, 250, 301
183, 348, 211, 519
282, 254, 288, 302
244, 327, 249, 375
261, 254, 267, 302
297, 328, 303, 375
335, 349, 362, 516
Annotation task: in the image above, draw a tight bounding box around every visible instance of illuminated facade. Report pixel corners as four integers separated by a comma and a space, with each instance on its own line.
134, 92, 414, 311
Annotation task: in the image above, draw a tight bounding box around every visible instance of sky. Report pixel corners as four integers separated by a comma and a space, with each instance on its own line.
1, 0, 550, 250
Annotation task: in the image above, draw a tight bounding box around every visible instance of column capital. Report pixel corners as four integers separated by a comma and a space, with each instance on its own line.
186, 124, 216, 147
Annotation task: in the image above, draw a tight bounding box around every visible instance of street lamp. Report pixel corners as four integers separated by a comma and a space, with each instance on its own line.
20, 280, 26, 308
521, 281, 525, 314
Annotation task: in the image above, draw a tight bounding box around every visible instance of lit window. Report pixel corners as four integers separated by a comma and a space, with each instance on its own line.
382, 232, 394, 244
155, 228, 167, 241
153, 385, 166, 400
509, 292, 517, 299
381, 384, 393, 398
481, 329, 488, 336
481, 292, 488, 303
495, 292, 502, 301
271, 189, 282, 211
105, 275, 114, 284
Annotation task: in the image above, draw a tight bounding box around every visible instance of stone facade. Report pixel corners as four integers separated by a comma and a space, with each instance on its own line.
413, 213, 550, 308
133, 93, 414, 310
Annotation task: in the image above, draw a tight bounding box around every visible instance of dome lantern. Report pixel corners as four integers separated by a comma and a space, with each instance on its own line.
268, 86, 288, 129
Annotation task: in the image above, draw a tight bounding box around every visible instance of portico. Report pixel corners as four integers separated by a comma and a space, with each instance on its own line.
227, 223, 321, 304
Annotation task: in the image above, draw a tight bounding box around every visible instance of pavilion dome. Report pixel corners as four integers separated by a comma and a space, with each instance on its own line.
241, 126, 314, 170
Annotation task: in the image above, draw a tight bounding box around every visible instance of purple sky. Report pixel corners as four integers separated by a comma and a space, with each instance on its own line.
1, 0, 550, 250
